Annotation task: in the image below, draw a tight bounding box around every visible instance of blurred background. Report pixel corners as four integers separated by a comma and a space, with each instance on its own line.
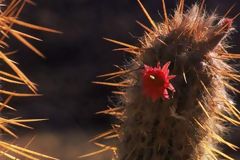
3, 0, 240, 159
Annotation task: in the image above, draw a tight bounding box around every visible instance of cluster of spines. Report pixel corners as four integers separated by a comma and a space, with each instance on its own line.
81, 0, 240, 159
0, 0, 60, 159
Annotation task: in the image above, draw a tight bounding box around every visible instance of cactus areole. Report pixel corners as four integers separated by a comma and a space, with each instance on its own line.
84, 1, 240, 160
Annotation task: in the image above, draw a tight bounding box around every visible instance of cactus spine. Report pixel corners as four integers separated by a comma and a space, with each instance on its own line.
84, 0, 240, 160
0, 0, 59, 159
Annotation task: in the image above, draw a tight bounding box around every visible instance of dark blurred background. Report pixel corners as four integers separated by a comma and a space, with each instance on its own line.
3, 0, 240, 159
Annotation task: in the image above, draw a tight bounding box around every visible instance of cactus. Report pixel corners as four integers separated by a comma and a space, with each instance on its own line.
81, 0, 240, 160
0, 0, 60, 159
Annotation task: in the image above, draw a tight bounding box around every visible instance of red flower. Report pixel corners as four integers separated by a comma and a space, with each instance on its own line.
220, 18, 233, 31
142, 62, 175, 102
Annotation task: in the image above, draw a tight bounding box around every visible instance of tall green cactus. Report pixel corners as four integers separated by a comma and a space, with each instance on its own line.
82, 0, 240, 159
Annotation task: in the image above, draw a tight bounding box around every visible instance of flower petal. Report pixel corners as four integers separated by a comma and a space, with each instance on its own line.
163, 89, 169, 100
162, 61, 171, 73
168, 83, 175, 92
168, 75, 176, 80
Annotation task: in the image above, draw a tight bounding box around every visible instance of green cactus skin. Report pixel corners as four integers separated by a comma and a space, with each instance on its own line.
83, 1, 240, 160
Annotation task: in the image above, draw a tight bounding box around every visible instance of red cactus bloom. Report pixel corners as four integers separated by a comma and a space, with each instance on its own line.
142, 62, 175, 102
220, 18, 233, 31
219, 18, 234, 31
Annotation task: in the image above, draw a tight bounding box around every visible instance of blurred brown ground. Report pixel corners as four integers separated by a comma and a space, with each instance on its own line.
5, 130, 112, 160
